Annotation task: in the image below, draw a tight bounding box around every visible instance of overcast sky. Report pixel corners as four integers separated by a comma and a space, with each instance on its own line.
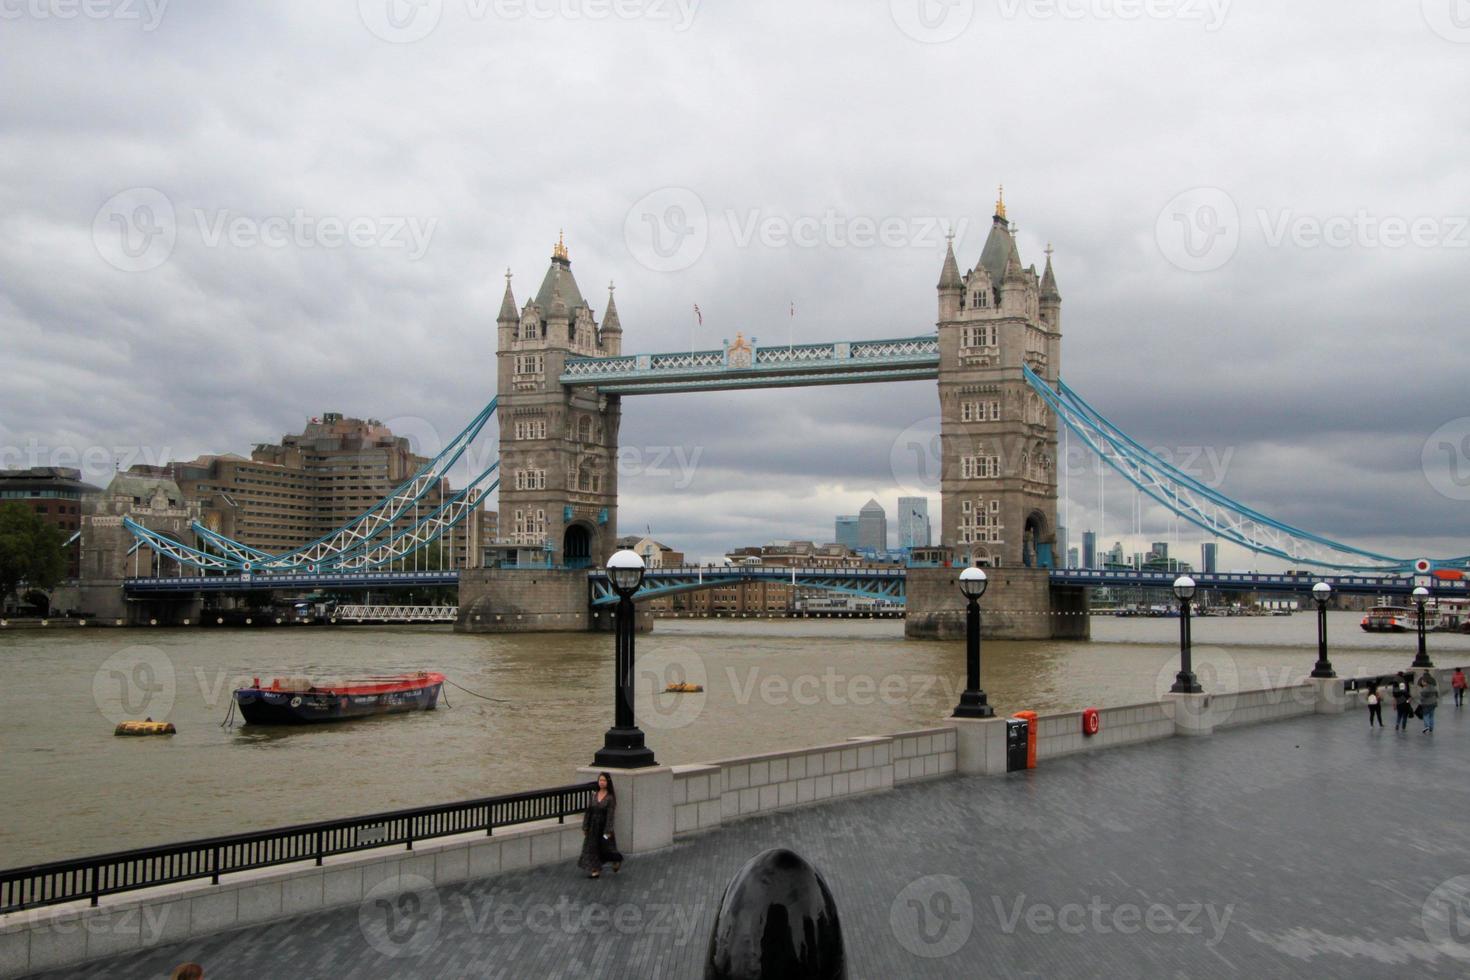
2, 1, 1467, 569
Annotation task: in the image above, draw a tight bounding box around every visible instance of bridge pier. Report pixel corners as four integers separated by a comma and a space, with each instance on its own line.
904, 567, 1089, 641
455, 568, 652, 634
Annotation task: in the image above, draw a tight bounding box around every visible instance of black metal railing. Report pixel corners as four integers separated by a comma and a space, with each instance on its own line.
0, 781, 597, 914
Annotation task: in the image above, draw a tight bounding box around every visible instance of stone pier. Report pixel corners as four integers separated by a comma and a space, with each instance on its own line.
904, 566, 1089, 640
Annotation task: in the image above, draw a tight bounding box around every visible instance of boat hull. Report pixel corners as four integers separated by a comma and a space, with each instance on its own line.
235, 682, 442, 725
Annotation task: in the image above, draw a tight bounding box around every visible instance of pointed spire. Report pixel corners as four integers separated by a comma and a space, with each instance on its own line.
548, 262, 568, 316
1004, 233, 1026, 281
602, 280, 622, 332
994, 184, 1007, 222
553, 229, 568, 261
497, 268, 518, 324
1041, 244, 1061, 300
937, 231, 962, 291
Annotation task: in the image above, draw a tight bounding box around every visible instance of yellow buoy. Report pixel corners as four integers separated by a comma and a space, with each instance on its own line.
114, 720, 176, 736
664, 682, 704, 694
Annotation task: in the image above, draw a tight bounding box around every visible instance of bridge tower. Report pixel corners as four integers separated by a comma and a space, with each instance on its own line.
460, 235, 629, 633
908, 190, 1086, 639
494, 234, 623, 569
937, 189, 1062, 570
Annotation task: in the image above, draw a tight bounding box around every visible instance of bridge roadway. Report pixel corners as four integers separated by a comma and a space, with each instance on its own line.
120, 565, 1454, 601
30, 707, 1470, 978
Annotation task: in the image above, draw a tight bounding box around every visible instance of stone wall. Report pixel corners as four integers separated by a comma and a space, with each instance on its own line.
904, 566, 1090, 640
456, 568, 653, 633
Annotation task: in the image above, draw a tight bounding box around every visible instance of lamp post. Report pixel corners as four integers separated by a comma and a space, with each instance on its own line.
1169, 575, 1202, 693
1411, 585, 1434, 669
1310, 582, 1335, 678
952, 567, 994, 718
593, 550, 657, 768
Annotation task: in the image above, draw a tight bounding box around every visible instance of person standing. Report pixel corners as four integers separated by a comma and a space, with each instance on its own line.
1365, 683, 1384, 728
578, 772, 623, 879
1392, 673, 1414, 733
1419, 673, 1440, 734
1452, 668, 1466, 708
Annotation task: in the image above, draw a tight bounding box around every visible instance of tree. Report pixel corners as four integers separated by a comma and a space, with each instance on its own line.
0, 503, 68, 605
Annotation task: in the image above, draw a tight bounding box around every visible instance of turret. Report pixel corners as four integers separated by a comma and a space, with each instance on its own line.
1039, 244, 1061, 332
937, 235, 962, 321
497, 269, 518, 349
600, 281, 623, 355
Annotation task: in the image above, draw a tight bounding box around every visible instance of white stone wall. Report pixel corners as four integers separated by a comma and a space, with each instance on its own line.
0, 818, 582, 979
1211, 685, 1319, 730
670, 735, 912, 837
1033, 702, 1175, 761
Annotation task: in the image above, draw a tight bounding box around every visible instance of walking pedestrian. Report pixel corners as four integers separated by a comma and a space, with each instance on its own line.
1452, 667, 1466, 708
577, 771, 623, 879
1418, 673, 1440, 734
1365, 683, 1384, 728
1392, 673, 1414, 732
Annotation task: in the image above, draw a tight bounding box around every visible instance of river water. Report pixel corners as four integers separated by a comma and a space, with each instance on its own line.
3, 614, 1466, 866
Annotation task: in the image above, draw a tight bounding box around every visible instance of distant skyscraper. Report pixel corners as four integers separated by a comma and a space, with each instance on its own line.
1082, 530, 1097, 569
858, 498, 888, 552
1201, 542, 1218, 574
835, 516, 861, 551
1150, 541, 1169, 562
1056, 526, 1069, 570
896, 497, 931, 550
1067, 547, 1080, 569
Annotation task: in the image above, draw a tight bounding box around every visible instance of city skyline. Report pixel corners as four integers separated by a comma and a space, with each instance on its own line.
3, 4, 1468, 571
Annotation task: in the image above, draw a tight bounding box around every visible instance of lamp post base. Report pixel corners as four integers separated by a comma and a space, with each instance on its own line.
951, 690, 995, 719
1309, 662, 1337, 679
593, 727, 658, 769
1170, 672, 1203, 694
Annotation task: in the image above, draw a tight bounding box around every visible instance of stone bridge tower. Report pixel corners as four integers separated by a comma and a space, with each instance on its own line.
494, 235, 623, 569
937, 189, 1062, 570
907, 190, 1086, 640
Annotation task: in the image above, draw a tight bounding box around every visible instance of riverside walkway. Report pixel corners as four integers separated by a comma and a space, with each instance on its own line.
25, 708, 1470, 979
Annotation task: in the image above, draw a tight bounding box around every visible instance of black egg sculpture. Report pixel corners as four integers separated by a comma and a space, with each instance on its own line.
704, 848, 846, 979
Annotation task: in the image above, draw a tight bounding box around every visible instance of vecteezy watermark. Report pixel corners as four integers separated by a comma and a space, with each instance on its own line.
92, 646, 176, 725
992, 894, 1234, 945
1421, 0, 1470, 44
357, 0, 700, 43
623, 187, 969, 273
634, 646, 708, 731
727, 667, 962, 709
624, 186, 710, 273
891, 875, 974, 958
1257, 210, 1470, 251
1157, 186, 1470, 272
1422, 875, 1470, 957
358, 876, 705, 958
889, 0, 976, 43
93, 187, 177, 273
994, 0, 1230, 31
92, 188, 438, 272
22, 905, 174, 945
360, 874, 444, 958
1422, 417, 1470, 502
615, 445, 703, 490
0, 0, 169, 30
1155, 186, 1241, 273
0, 439, 174, 478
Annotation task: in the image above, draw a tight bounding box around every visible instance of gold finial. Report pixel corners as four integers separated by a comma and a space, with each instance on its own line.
995, 184, 1007, 220
553, 229, 568, 260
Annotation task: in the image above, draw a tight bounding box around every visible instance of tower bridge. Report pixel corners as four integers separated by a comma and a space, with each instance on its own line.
105, 194, 1470, 634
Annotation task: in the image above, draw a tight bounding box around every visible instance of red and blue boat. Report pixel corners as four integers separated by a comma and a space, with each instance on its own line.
234, 672, 446, 725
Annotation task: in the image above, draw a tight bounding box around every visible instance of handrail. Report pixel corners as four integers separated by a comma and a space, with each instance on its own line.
0, 781, 596, 914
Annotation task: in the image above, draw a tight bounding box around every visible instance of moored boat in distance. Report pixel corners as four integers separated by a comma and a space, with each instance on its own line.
1361, 603, 1414, 633
234, 672, 446, 725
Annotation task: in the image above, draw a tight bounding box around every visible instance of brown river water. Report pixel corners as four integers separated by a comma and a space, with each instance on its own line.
3, 613, 1466, 866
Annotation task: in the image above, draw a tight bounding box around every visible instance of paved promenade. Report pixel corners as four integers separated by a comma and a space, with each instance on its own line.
28, 707, 1470, 979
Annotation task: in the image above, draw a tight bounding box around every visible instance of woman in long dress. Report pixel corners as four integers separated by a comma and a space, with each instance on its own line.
578, 772, 623, 878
